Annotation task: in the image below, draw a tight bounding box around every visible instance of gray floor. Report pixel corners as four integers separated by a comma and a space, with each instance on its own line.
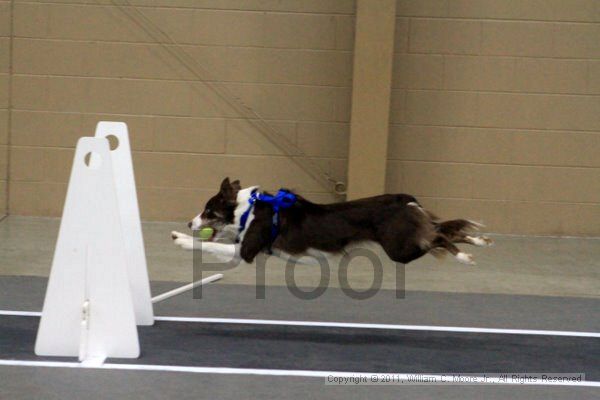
2, 276, 599, 332
2, 366, 598, 400
0, 216, 599, 399
1, 277, 599, 399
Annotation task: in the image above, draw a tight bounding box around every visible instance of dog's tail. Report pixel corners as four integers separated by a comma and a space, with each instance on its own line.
437, 219, 483, 238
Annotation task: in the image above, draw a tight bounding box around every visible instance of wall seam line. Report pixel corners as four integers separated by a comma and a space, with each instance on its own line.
5, 0, 14, 216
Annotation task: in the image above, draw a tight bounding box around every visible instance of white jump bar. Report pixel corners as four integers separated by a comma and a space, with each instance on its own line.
151, 274, 223, 304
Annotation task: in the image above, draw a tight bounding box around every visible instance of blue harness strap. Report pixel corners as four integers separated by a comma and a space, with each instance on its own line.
236, 189, 297, 249
257, 189, 297, 244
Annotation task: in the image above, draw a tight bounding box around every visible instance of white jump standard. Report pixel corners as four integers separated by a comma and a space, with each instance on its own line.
34, 121, 222, 365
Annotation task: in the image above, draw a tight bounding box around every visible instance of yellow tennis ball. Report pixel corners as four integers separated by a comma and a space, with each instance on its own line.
198, 227, 214, 241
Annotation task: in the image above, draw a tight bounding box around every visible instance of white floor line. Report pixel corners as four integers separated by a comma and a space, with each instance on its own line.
1, 310, 599, 338
0, 359, 598, 387
153, 317, 600, 338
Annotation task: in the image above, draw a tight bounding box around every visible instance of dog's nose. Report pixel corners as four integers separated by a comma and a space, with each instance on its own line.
187, 221, 192, 229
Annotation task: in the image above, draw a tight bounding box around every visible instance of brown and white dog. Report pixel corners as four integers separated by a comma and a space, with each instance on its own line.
171, 178, 492, 265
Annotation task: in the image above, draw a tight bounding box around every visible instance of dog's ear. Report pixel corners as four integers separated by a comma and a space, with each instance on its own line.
220, 177, 240, 203
220, 177, 231, 193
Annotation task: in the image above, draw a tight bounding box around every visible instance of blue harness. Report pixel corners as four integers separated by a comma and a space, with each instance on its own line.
237, 189, 297, 248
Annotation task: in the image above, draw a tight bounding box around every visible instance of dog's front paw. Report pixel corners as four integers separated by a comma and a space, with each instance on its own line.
173, 237, 194, 250
171, 231, 189, 240
171, 231, 195, 250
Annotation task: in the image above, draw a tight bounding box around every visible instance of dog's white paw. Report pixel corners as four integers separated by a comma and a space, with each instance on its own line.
172, 231, 195, 250
467, 235, 493, 247
479, 236, 493, 246
174, 237, 194, 250
456, 252, 475, 265
171, 231, 190, 240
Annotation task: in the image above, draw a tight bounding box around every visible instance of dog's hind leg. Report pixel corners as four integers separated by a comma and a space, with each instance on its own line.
445, 232, 494, 247
462, 235, 493, 247
436, 220, 492, 249
431, 235, 475, 265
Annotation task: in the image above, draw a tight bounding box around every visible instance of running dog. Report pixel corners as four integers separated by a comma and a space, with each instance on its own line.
171, 178, 492, 264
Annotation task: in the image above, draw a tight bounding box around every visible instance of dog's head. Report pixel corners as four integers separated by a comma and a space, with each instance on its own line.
188, 177, 241, 240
